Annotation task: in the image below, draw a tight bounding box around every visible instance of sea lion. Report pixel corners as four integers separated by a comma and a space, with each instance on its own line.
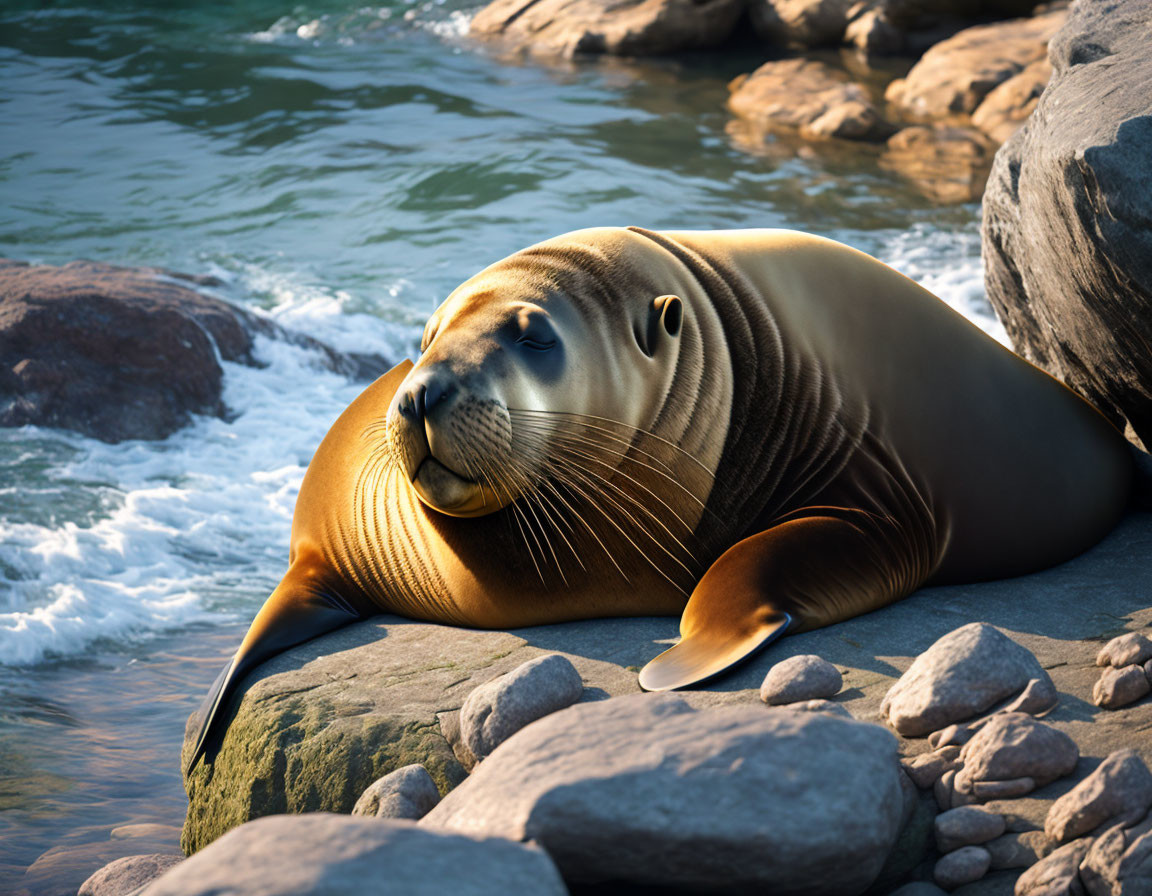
186, 226, 1132, 772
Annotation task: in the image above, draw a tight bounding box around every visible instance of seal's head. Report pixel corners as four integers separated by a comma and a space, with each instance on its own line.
384, 230, 689, 519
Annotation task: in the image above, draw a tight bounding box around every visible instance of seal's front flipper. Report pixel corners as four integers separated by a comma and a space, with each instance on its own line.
184, 555, 360, 775
639, 508, 926, 691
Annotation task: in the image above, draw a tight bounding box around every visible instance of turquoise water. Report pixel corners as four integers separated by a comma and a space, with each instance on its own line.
0, 2, 998, 892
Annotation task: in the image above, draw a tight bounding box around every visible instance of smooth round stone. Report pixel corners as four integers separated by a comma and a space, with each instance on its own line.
759, 654, 843, 705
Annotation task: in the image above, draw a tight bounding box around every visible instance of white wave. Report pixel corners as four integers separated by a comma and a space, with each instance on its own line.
878, 224, 1008, 345
0, 288, 420, 666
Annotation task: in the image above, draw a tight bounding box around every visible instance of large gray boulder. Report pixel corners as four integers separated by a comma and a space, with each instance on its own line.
0, 258, 387, 443
143, 814, 566, 896
79, 854, 183, 896
422, 694, 905, 894
982, 0, 1152, 448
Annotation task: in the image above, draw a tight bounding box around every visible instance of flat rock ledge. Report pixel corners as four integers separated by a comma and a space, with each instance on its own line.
0, 258, 389, 443
181, 513, 1152, 892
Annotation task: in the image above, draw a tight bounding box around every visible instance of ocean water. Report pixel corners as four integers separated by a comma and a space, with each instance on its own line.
0, 2, 1003, 892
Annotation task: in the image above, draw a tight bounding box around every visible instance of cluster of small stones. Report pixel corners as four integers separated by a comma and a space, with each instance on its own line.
1093, 632, 1152, 710
82, 622, 1152, 894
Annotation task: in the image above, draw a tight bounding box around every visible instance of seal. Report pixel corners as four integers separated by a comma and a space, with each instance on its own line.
186, 227, 1133, 772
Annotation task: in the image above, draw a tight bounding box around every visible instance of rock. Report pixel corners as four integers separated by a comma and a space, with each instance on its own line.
468, 0, 745, 57
460, 653, 584, 763
936, 807, 1007, 852
935, 845, 991, 889
423, 695, 905, 893
1079, 813, 1152, 896
931, 724, 977, 750
747, 0, 854, 48
970, 57, 1051, 144
760, 654, 843, 705
728, 58, 894, 143
998, 675, 1060, 717
351, 764, 441, 820
880, 623, 1055, 737
904, 747, 963, 789
954, 714, 1078, 802
1045, 750, 1152, 843
884, 9, 1065, 118
879, 124, 996, 203
985, 830, 1055, 870
0, 258, 387, 443
844, 7, 902, 55
1014, 837, 1093, 895
1096, 633, 1152, 669
144, 814, 566, 896
981, 0, 1152, 449
1092, 666, 1151, 710
774, 698, 853, 717
78, 854, 183, 896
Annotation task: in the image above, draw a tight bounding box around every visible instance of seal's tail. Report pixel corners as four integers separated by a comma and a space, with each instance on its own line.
1128, 443, 1152, 512
184, 561, 361, 776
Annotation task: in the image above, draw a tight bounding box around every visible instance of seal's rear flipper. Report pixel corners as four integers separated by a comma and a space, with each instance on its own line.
184, 560, 361, 775
639, 508, 930, 692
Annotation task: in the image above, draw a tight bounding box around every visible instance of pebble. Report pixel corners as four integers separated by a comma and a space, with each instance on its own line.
352, 764, 441, 820
1096, 632, 1152, 668
759, 654, 843, 705
773, 698, 852, 718
985, 830, 1055, 870
460, 653, 584, 762
902, 747, 962, 790
1079, 812, 1152, 895
78, 854, 183, 896
953, 713, 1078, 801
934, 806, 1006, 853
933, 844, 990, 889
1092, 664, 1151, 709
880, 623, 1054, 737
1045, 749, 1152, 843
1014, 838, 1093, 895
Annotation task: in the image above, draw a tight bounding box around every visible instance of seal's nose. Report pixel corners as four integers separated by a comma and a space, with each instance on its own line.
397, 373, 456, 423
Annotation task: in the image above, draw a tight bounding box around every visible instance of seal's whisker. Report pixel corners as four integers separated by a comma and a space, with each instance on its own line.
508, 415, 679, 478
510, 409, 714, 476
539, 453, 693, 592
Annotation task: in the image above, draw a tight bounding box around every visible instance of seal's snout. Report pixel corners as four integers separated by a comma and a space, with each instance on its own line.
396, 374, 457, 425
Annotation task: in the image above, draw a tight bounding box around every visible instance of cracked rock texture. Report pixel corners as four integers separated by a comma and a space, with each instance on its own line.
982, 0, 1152, 449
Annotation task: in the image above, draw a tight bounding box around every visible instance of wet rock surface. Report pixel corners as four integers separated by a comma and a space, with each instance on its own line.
879, 124, 996, 204
0, 258, 388, 443
145, 814, 567, 896
78, 854, 183, 896
423, 695, 905, 894
982, 0, 1152, 449
469, 0, 745, 58
880, 623, 1055, 737
460, 653, 584, 763
728, 58, 893, 143
351, 764, 441, 820
759, 653, 843, 705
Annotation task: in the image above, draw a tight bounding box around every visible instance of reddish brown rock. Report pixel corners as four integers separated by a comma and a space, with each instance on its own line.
880, 124, 996, 203
971, 57, 1051, 144
0, 259, 387, 443
884, 9, 1065, 119
469, 0, 745, 57
728, 58, 894, 143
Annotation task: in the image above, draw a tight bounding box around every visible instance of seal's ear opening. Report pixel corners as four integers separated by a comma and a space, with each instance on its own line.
642, 295, 682, 355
